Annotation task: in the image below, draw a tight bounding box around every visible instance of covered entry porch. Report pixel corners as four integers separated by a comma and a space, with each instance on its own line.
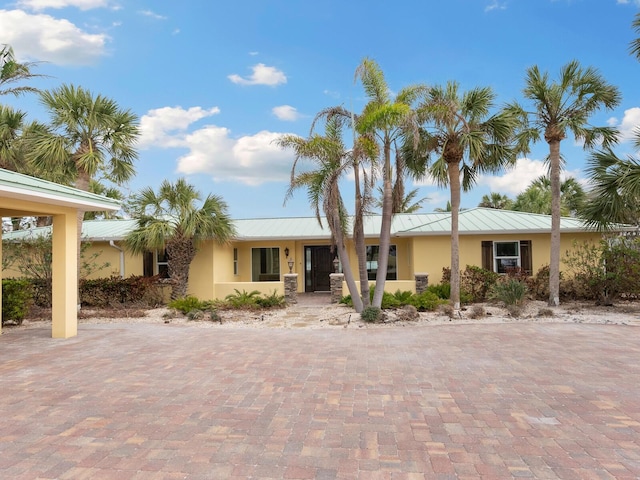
0, 169, 120, 338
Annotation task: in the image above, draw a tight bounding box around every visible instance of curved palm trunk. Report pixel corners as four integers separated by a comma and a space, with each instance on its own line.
448, 161, 461, 310
548, 140, 562, 306
331, 209, 364, 313
167, 237, 197, 300
353, 162, 370, 308
372, 140, 393, 308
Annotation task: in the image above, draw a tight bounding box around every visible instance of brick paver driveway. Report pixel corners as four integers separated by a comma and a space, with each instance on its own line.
1, 322, 640, 479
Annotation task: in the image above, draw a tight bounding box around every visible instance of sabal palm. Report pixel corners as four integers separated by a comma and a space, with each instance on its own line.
419, 81, 517, 309
581, 131, 640, 228
478, 192, 513, 210
277, 117, 365, 313
125, 178, 236, 300
513, 176, 585, 216
354, 58, 426, 308
0, 44, 41, 97
0, 105, 27, 171
509, 61, 620, 306
631, 12, 640, 61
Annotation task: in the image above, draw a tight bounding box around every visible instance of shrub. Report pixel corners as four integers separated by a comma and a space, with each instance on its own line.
80, 276, 162, 308
491, 278, 527, 306
460, 266, 499, 302
409, 291, 445, 311
426, 283, 450, 300
468, 305, 486, 319
2, 279, 33, 326
224, 289, 262, 309
361, 306, 382, 323
255, 290, 286, 308
169, 296, 207, 314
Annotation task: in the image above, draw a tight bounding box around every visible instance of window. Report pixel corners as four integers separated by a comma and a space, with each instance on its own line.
482, 240, 532, 274
156, 249, 169, 278
252, 247, 280, 281
233, 248, 238, 276
143, 250, 170, 278
494, 241, 519, 273
366, 245, 397, 281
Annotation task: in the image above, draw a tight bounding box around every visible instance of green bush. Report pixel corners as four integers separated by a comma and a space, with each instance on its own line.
409, 291, 445, 311
361, 306, 382, 323
491, 278, 527, 306
255, 290, 286, 308
426, 283, 450, 300
169, 296, 208, 314
2, 279, 33, 326
80, 276, 162, 307
224, 289, 262, 308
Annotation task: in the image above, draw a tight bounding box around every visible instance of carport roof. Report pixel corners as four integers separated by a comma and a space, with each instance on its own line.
0, 168, 121, 212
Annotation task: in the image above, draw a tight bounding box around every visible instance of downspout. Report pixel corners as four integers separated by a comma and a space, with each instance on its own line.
109, 241, 125, 278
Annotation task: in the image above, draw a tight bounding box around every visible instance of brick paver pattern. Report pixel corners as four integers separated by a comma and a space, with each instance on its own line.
1, 323, 640, 479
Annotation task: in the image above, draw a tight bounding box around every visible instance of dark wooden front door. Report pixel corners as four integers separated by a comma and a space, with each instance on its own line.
304, 246, 334, 292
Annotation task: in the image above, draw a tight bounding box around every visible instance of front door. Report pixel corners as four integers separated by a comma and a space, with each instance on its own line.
304, 246, 334, 292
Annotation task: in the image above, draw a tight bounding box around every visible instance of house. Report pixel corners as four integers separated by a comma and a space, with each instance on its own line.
3, 206, 621, 303
0, 168, 121, 338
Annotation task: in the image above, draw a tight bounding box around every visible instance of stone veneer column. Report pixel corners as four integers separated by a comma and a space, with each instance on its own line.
415, 273, 429, 294
330, 273, 344, 304
284, 274, 298, 304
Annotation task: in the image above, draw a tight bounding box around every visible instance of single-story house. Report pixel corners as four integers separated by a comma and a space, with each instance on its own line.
0, 168, 120, 338
3, 206, 624, 302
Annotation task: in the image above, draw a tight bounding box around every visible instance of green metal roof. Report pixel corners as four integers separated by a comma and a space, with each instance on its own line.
396, 207, 609, 236
0, 168, 121, 212
4, 208, 629, 242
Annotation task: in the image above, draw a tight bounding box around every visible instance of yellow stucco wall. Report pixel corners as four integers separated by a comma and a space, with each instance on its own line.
411, 232, 602, 285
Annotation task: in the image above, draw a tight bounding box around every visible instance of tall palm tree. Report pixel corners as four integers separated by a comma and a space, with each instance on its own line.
513, 176, 586, 216
354, 58, 426, 308
0, 44, 42, 97
125, 179, 236, 300
375, 185, 428, 213
277, 117, 365, 312
478, 192, 513, 209
28, 84, 139, 282
631, 12, 640, 61
509, 61, 620, 306
417, 81, 518, 309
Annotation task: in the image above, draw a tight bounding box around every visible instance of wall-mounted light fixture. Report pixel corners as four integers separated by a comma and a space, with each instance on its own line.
288, 257, 294, 274
284, 247, 290, 258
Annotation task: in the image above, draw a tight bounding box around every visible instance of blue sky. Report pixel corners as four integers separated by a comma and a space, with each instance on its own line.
2, 0, 639, 219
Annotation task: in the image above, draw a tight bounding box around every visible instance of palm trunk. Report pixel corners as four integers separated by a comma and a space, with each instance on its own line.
329, 207, 363, 313
353, 161, 370, 308
448, 161, 461, 310
372, 139, 393, 308
167, 237, 197, 300
548, 140, 561, 306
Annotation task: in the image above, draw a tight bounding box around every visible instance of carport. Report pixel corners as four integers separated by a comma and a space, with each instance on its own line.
0, 168, 120, 338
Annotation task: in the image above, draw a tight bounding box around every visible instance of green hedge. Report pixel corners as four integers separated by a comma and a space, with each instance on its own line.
2, 279, 33, 326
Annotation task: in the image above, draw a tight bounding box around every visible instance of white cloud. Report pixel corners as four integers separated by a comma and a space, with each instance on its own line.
139, 9, 167, 20
0, 9, 107, 65
228, 63, 287, 86
177, 129, 293, 185
138, 106, 221, 149
609, 107, 640, 142
16, 0, 110, 10
485, 0, 507, 12
272, 105, 301, 121
139, 105, 293, 185
477, 157, 548, 195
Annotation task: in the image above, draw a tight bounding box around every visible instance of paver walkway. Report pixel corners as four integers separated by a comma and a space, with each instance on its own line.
1, 322, 640, 479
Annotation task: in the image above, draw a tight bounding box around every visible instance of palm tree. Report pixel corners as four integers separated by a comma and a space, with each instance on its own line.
0, 44, 42, 97
417, 81, 518, 309
277, 117, 365, 312
28, 84, 139, 280
581, 132, 640, 229
631, 12, 640, 61
353, 58, 426, 308
0, 105, 27, 171
513, 176, 586, 216
478, 192, 513, 209
375, 186, 428, 213
125, 179, 236, 300
509, 61, 620, 306
84, 180, 125, 220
